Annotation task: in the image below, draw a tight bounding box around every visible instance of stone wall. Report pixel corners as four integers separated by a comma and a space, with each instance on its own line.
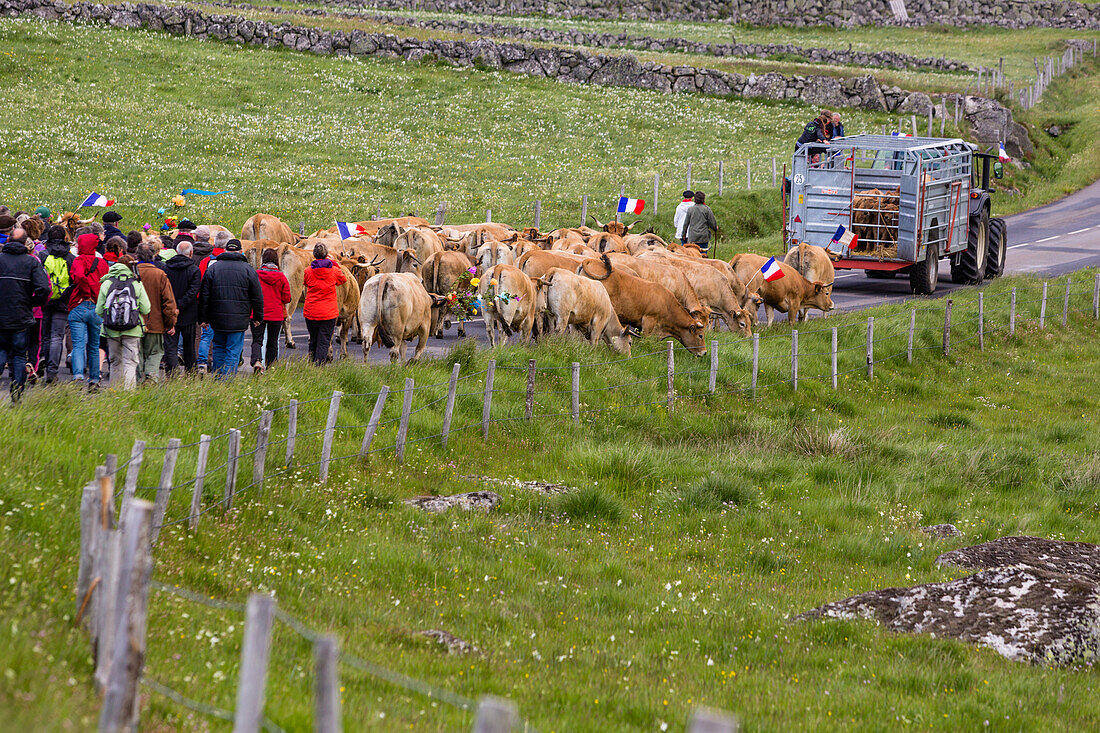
0, 0, 1032, 155
293, 0, 1100, 29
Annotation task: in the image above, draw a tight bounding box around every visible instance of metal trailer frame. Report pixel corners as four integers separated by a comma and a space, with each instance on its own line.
786, 134, 973, 271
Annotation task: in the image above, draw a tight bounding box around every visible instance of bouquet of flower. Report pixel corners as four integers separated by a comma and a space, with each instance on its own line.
443, 268, 482, 320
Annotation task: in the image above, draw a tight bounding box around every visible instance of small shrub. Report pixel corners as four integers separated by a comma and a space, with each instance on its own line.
553, 486, 623, 524
927, 411, 974, 430
673, 473, 755, 513
1058, 452, 1100, 493
790, 425, 861, 459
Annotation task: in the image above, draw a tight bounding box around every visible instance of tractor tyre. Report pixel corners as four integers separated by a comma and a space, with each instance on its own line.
985, 217, 1007, 279
952, 209, 989, 284
910, 242, 939, 295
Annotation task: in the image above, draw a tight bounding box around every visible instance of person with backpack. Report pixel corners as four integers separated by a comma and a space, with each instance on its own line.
0, 227, 50, 402
135, 243, 177, 384
96, 255, 150, 390
38, 226, 74, 384
68, 233, 108, 390
252, 247, 292, 373
199, 239, 263, 378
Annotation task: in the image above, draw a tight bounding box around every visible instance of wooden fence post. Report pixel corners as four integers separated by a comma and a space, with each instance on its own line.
1063, 277, 1071, 327
1010, 287, 1017, 335
434, 202, 446, 226
1040, 282, 1048, 328
150, 438, 181, 544
791, 330, 798, 390
533, 200, 541, 230
943, 299, 953, 357
319, 391, 343, 483
746, 159, 751, 190
94, 527, 121, 693
688, 707, 740, 733
1093, 273, 1100, 319
866, 317, 874, 378
359, 387, 390, 458
396, 378, 414, 464
911, 114, 917, 136
571, 362, 580, 424
314, 635, 342, 733
666, 341, 675, 411
927, 109, 933, 137
772, 156, 777, 187
580, 195, 588, 227
708, 339, 718, 393
525, 359, 536, 420
485, 208, 492, 223
652, 173, 659, 215
907, 308, 915, 363
285, 398, 298, 467
686, 162, 692, 188
831, 327, 838, 388
224, 429, 241, 511
189, 435, 211, 530
98, 499, 154, 733
441, 363, 461, 449
481, 360, 496, 439
77, 482, 102, 622
234, 594, 276, 733
978, 292, 985, 350
718, 160, 724, 196
751, 334, 759, 397
253, 410, 273, 494
119, 439, 145, 528
473, 696, 518, 733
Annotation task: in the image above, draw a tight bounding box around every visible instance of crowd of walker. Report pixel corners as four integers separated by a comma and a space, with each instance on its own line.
0, 207, 349, 400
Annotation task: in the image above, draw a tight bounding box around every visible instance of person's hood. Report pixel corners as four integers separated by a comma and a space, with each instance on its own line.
2, 240, 28, 255
310, 258, 333, 269
45, 239, 70, 257
192, 240, 214, 258
106, 262, 138, 279
216, 251, 246, 262
76, 233, 100, 257
257, 266, 285, 284
166, 253, 196, 270
158, 248, 177, 261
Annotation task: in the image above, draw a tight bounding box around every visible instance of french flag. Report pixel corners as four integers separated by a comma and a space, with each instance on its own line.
335, 221, 364, 239
80, 192, 115, 207
831, 224, 858, 250
761, 257, 785, 282
998, 143, 1011, 162
617, 197, 645, 215
891, 131, 911, 138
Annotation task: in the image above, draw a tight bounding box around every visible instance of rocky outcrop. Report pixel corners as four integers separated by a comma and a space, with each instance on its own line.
963, 95, 1035, 159
404, 490, 501, 512
797, 536, 1100, 665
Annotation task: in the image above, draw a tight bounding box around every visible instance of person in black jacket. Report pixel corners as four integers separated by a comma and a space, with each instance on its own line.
199, 239, 263, 378
102, 211, 125, 243
164, 241, 202, 374
795, 112, 830, 164
0, 229, 51, 400
37, 226, 75, 383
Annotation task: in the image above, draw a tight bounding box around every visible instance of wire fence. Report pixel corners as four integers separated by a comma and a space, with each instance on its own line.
76, 271, 1097, 731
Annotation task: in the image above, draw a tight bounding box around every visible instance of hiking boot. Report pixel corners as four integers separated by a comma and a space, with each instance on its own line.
87, 381, 100, 394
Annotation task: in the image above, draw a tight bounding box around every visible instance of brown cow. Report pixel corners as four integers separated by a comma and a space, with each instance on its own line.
730, 253, 833, 325
477, 239, 515, 271
479, 264, 537, 347
516, 250, 589, 281
395, 227, 444, 264
605, 253, 708, 326
549, 229, 588, 249
331, 263, 361, 359
537, 267, 633, 354
58, 211, 97, 241
590, 217, 639, 239
623, 232, 667, 255
242, 214, 300, 244
358, 272, 437, 364
578, 254, 707, 355
783, 242, 836, 320
421, 250, 476, 339
637, 250, 753, 335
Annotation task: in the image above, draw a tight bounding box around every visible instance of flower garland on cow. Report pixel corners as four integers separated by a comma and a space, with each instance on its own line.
443, 268, 483, 321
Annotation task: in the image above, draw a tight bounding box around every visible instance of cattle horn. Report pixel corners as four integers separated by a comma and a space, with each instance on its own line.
626, 220, 640, 231
624, 326, 642, 338
590, 215, 605, 229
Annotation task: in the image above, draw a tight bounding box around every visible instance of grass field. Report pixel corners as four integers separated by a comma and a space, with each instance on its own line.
1, 270, 1099, 730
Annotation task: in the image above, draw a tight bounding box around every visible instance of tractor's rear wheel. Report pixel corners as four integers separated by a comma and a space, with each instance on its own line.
910, 242, 939, 295
985, 217, 1007, 279
865, 270, 897, 279
952, 209, 989, 284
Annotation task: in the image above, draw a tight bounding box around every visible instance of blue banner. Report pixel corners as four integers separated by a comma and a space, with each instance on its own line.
181, 189, 232, 196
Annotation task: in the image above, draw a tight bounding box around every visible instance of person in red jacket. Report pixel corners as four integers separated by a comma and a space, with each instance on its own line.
302, 243, 346, 365
67, 233, 108, 388
250, 248, 292, 373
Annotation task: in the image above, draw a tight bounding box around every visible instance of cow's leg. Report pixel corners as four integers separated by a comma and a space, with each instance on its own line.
284, 296, 300, 348
764, 304, 775, 327
411, 325, 429, 362
483, 310, 495, 348
430, 305, 443, 339
360, 320, 376, 361
458, 317, 466, 338
788, 302, 800, 324
588, 316, 604, 346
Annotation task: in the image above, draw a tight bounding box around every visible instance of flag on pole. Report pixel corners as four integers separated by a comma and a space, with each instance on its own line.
998, 142, 1011, 162
80, 192, 115, 207
335, 221, 364, 240
617, 197, 645, 215
831, 224, 858, 250
891, 131, 911, 138
760, 257, 785, 282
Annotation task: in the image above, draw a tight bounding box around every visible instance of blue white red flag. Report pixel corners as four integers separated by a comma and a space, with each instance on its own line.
80, 192, 115, 207
761, 257, 784, 282
617, 197, 645, 215
891, 131, 911, 138
831, 224, 858, 250
998, 143, 1011, 162
335, 221, 364, 239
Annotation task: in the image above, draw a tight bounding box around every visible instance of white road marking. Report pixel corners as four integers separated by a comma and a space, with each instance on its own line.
1007, 241, 1034, 250
1068, 226, 1094, 235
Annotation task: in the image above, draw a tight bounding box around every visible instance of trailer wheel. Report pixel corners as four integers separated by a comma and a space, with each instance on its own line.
865, 270, 897, 279
985, 217, 1007, 279
910, 242, 939, 295
952, 209, 988, 284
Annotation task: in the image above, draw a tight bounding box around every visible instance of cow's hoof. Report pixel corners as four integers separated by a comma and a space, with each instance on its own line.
286, 343, 297, 350
443, 319, 452, 329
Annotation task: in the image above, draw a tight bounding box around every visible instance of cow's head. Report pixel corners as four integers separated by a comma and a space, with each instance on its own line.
375, 222, 403, 248
520, 227, 540, 241
609, 325, 639, 356
352, 255, 385, 285
811, 281, 834, 312
58, 211, 97, 241
396, 250, 421, 273
681, 323, 707, 356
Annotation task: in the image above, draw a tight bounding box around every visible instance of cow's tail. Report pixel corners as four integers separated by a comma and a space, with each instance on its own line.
795, 240, 808, 274
377, 277, 395, 348
242, 217, 255, 242
586, 253, 612, 281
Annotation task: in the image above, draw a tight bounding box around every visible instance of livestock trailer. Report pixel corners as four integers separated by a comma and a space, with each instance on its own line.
785, 134, 1007, 294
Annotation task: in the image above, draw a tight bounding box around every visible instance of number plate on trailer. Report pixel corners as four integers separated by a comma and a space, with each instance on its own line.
819, 188, 838, 195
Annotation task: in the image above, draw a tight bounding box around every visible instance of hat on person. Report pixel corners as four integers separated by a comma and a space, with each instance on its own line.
0, 215, 15, 232
177, 219, 198, 231
224, 239, 242, 251
682, 190, 694, 200
35, 206, 51, 219
103, 211, 122, 223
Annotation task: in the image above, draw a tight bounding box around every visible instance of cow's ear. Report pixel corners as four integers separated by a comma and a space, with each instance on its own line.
814, 281, 825, 292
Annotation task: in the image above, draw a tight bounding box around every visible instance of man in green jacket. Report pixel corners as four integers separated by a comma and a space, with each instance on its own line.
96, 255, 151, 390
679, 190, 718, 257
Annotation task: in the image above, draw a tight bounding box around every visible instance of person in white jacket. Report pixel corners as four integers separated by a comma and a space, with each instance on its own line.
673, 190, 695, 244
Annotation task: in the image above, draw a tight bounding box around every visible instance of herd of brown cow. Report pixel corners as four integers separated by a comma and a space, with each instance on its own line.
54, 210, 834, 364
232, 212, 837, 363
